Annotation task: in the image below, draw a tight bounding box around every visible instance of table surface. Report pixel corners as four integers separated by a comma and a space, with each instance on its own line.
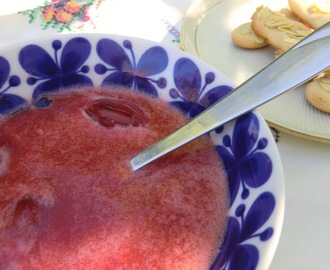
1, 0, 330, 269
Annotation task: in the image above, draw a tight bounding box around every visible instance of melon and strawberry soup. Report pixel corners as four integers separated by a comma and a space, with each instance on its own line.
0, 87, 229, 269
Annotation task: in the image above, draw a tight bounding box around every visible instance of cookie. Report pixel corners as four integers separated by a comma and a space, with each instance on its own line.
288, 0, 330, 29
305, 72, 330, 113
251, 6, 312, 52
231, 22, 269, 49
279, 7, 310, 25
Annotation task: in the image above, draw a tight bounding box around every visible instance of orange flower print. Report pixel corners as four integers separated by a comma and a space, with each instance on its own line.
20, 0, 98, 32
43, 6, 57, 22
65, 1, 81, 14
54, 10, 73, 24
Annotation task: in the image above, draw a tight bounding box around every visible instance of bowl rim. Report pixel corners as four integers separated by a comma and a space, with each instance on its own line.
0, 33, 285, 270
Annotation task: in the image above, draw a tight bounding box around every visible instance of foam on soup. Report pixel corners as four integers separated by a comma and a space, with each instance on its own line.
0, 87, 229, 269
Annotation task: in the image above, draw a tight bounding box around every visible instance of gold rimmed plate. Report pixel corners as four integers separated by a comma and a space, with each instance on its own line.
181, 0, 330, 142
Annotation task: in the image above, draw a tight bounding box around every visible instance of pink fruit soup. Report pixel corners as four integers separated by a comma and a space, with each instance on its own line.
0, 88, 229, 270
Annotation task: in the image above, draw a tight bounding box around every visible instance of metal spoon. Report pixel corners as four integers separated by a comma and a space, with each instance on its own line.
131, 22, 330, 171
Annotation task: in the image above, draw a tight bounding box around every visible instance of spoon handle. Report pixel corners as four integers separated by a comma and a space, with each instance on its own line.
131, 23, 330, 171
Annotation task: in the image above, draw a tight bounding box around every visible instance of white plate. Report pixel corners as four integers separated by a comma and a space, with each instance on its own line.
181, 0, 330, 142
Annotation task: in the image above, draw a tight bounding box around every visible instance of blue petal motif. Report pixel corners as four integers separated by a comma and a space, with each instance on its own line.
173, 57, 202, 101
0, 56, 10, 89
95, 38, 168, 96
211, 111, 275, 269
217, 113, 272, 204
211, 192, 275, 270
0, 93, 26, 115
240, 192, 275, 242
229, 245, 259, 270
96, 38, 132, 71
170, 57, 232, 117
0, 56, 25, 115
19, 37, 93, 106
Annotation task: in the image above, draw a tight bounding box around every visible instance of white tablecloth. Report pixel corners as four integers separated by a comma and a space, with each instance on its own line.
1, 0, 330, 269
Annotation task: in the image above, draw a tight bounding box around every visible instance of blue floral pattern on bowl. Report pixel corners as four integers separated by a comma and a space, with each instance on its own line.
0, 56, 25, 114
94, 38, 168, 96
0, 34, 284, 270
19, 37, 93, 107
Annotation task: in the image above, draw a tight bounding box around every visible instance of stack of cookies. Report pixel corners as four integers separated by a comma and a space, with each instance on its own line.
231, 0, 330, 113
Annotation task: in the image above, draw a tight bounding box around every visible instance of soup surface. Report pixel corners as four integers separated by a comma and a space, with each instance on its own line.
0, 88, 229, 270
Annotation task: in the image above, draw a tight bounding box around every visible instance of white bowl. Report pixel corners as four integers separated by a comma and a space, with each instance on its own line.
0, 34, 284, 269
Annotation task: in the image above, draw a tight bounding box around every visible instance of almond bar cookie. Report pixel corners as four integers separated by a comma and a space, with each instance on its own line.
288, 0, 330, 29
252, 6, 312, 52
231, 22, 269, 49
306, 72, 330, 113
